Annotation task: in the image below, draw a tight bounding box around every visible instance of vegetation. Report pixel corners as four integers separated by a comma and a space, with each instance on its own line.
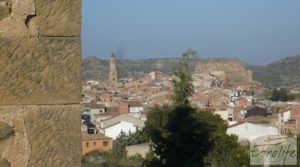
82, 150, 107, 167
270, 88, 295, 102
80, 52, 300, 166
247, 55, 300, 88
143, 53, 249, 167
83, 55, 300, 89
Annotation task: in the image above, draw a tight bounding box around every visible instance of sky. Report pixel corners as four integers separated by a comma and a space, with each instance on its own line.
82, 0, 300, 65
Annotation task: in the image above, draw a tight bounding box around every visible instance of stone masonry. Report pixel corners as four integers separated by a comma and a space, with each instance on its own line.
0, 0, 82, 167
109, 54, 118, 83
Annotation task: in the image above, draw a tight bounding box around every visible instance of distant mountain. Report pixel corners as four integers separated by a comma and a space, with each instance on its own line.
82, 56, 198, 81
246, 55, 300, 88
83, 55, 300, 89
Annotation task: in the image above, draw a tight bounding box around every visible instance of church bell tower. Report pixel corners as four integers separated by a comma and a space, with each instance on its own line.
109, 53, 118, 83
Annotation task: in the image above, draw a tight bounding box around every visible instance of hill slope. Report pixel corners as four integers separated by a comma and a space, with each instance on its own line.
247, 55, 300, 88
82, 57, 198, 81
83, 55, 300, 89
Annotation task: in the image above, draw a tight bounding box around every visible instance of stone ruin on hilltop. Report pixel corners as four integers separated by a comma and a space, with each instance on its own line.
195, 58, 258, 86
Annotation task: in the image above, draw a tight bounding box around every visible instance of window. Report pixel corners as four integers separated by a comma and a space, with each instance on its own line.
93, 142, 96, 146
86, 142, 89, 147
103, 141, 108, 147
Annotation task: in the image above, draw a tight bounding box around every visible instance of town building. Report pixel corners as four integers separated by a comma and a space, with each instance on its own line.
227, 122, 279, 142
82, 133, 113, 155
97, 114, 145, 139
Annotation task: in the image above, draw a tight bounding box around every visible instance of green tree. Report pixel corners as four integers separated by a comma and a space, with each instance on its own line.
127, 128, 150, 146
271, 88, 295, 102
271, 89, 280, 101
171, 53, 194, 105
205, 134, 249, 167
144, 52, 249, 167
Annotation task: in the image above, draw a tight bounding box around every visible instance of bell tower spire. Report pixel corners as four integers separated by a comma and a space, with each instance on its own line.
109, 53, 118, 83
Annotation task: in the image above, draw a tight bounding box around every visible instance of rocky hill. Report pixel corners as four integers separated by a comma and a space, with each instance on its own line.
82, 56, 198, 81
83, 55, 300, 89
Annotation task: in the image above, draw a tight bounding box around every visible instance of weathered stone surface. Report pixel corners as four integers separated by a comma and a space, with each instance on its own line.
0, 37, 81, 105
0, 0, 81, 37
196, 59, 254, 84
0, 105, 82, 167
0, 2, 10, 22
35, 0, 81, 37
0, 158, 10, 167
1, 0, 82, 166
0, 122, 14, 140
0, 0, 35, 37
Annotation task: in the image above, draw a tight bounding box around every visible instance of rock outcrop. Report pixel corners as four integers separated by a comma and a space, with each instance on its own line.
196, 59, 254, 84
0, 0, 82, 167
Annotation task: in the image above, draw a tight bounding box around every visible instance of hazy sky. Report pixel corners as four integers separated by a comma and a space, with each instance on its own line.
82, 0, 300, 65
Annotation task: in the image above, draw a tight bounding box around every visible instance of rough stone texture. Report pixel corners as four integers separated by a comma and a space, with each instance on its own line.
0, 37, 81, 105
196, 59, 254, 84
0, 122, 14, 140
35, 0, 82, 37
0, 0, 81, 37
0, 0, 82, 166
0, 158, 10, 167
0, 105, 82, 167
0, 2, 10, 22
0, 0, 36, 37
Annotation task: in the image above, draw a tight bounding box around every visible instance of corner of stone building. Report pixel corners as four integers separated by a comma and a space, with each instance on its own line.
0, 0, 82, 167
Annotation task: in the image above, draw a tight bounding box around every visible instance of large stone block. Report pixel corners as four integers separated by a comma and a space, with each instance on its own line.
0, 105, 82, 167
35, 0, 82, 37
0, 2, 10, 22
0, 0, 81, 37
0, 37, 81, 105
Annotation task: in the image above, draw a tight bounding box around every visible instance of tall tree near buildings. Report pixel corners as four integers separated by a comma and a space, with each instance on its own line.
144, 50, 248, 167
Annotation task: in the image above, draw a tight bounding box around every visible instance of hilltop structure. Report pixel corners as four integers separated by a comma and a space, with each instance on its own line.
109, 53, 118, 83
196, 58, 254, 85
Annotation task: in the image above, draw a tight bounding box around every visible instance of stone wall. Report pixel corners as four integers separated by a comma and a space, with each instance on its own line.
196, 59, 254, 84
0, 0, 82, 167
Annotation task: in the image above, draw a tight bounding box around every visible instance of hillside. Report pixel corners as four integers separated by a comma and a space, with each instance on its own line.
246, 55, 300, 88
83, 55, 300, 89
82, 57, 198, 81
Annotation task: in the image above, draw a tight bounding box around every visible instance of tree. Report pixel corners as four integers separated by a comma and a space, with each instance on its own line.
171, 52, 194, 106
271, 88, 295, 102
144, 52, 249, 167
103, 129, 151, 166
205, 134, 249, 167
271, 89, 280, 101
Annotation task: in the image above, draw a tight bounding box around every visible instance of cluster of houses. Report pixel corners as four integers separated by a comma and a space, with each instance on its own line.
81, 70, 300, 158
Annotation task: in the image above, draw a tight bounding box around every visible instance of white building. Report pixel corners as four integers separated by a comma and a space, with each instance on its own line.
82, 104, 106, 123
99, 114, 145, 139
128, 101, 144, 113
227, 122, 279, 142
278, 110, 291, 124
87, 80, 100, 85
